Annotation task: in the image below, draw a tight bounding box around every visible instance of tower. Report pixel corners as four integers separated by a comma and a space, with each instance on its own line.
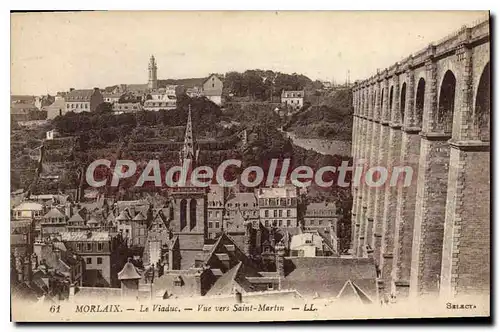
169, 107, 208, 269
148, 55, 158, 90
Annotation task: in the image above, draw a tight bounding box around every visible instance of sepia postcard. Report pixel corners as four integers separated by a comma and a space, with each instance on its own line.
10, 10, 491, 322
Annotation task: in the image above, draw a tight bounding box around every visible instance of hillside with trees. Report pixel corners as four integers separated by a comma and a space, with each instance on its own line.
283, 88, 353, 141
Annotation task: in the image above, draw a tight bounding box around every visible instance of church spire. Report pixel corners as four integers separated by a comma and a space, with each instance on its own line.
181, 105, 196, 162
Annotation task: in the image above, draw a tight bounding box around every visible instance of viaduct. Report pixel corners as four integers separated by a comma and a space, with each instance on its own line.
351, 19, 490, 300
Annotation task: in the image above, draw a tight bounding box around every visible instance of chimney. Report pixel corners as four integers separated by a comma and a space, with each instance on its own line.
93, 87, 99, 92
69, 88, 75, 92
23, 255, 32, 283
31, 253, 38, 271
244, 222, 252, 256
275, 242, 286, 278
15, 256, 24, 283
65, 202, 73, 219
53, 247, 61, 262
235, 290, 242, 304
69, 283, 77, 297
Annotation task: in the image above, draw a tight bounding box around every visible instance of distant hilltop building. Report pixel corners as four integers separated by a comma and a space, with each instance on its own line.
281, 90, 304, 111
65, 88, 104, 113
202, 74, 223, 106
101, 56, 225, 107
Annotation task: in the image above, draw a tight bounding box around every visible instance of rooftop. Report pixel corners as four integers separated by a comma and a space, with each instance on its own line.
60, 231, 110, 242
13, 201, 44, 211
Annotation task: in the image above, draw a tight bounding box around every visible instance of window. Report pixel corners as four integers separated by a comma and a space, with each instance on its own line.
215, 221, 220, 229
287, 210, 291, 217
97, 257, 102, 265
208, 221, 213, 229
97, 243, 103, 251
264, 210, 269, 218
273, 210, 277, 218
76, 243, 82, 251
279, 210, 283, 217
267, 283, 274, 290
278, 220, 283, 227
265, 220, 269, 227
208, 211, 212, 217
318, 220, 323, 225
215, 211, 220, 218
86, 257, 92, 264
86, 243, 92, 251
287, 220, 291, 227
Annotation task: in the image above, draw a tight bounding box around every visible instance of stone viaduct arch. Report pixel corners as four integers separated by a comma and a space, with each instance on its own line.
351, 19, 490, 301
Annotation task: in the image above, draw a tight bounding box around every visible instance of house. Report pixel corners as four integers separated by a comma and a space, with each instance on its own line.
33, 240, 84, 286
256, 186, 298, 229
65, 88, 104, 113
207, 185, 225, 239
60, 231, 117, 287
114, 205, 151, 247
202, 74, 223, 105
46, 129, 60, 140
304, 201, 338, 232
164, 85, 185, 96
11, 101, 42, 122
281, 90, 304, 111
102, 92, 122, 104
12, 201, 45, 220
44, 94, 66, 120
112, 102, 143, 114
186, 86, 203, 98
143, 209, 171, 266
289, 232, 337, 257
40, 206, 68, 236
143, 97, 176, 111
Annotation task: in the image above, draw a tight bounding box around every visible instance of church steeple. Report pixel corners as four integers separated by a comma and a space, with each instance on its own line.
148, 55, 158, 90
180, 105, 197, 164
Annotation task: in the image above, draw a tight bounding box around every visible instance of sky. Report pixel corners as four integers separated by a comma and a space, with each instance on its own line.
11, 11, 488, 96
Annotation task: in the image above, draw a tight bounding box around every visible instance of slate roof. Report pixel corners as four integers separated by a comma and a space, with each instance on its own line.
13, 201, 44, 211
11, 234, 27, 245
281, 257, 377, 300
65, 89, 94, 102
43, 207, 66, 219
60, 231, 110, 242
337, 280, 374, 304
68, 211, 85, 223
133, 211, 147, 221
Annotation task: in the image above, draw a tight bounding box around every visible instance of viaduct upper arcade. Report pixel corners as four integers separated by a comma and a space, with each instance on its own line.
351, 19, 490, 300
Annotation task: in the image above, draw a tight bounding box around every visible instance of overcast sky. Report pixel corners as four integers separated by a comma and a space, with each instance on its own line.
11, 11, 487, 95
